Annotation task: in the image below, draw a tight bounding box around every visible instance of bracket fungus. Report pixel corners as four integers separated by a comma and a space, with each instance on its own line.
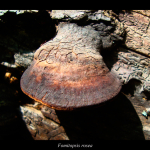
20, 23, 122, 110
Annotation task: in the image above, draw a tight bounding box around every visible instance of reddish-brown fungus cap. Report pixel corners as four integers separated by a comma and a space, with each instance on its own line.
20, 23, 122, 110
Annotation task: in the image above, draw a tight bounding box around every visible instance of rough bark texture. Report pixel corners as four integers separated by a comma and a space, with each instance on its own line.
103, 10, 150, 92
120, 10, 150, 57
0, 10, 150, 140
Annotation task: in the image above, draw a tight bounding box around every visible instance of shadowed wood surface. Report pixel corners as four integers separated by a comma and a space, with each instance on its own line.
18, 92, 146, 140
